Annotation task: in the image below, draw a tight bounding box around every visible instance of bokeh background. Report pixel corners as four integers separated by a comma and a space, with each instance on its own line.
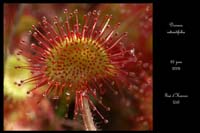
4, 3, 152, 130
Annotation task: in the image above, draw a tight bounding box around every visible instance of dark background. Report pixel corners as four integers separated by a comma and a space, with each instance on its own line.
154, 0, 198, 132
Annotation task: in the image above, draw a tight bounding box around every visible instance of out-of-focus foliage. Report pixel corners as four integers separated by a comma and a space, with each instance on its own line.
4, 54, 32, 100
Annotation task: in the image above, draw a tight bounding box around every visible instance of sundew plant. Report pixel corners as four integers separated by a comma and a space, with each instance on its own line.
4, 4, 152, 131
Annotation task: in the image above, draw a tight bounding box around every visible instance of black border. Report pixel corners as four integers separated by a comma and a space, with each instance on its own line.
2, 0, 195, 132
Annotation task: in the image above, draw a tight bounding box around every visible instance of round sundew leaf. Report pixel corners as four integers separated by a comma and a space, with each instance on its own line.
9, 7, 153, 130
4, 54, 33, 100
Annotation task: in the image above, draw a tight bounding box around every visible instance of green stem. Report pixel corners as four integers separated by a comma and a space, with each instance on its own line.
82, 97, 97, 131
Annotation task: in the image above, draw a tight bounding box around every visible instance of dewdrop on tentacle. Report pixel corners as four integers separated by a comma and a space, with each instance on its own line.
15, 9, 138, 125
